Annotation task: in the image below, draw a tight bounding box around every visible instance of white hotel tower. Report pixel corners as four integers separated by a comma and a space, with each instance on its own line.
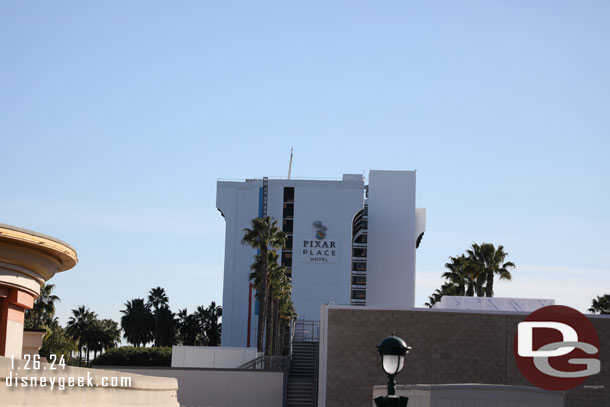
217, 170, 426, 347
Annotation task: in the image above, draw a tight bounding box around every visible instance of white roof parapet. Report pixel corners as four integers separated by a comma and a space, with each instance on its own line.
432, 296, 555, 312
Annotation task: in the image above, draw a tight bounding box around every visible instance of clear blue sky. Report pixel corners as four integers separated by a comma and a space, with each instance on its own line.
1, 1, 608, 326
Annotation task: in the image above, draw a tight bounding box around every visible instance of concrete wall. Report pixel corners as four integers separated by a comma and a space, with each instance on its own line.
0, 356, 178, 407
373, 384, 564, 407
22, 329, 45, 359
366, 170, 417, 308
110, 367, 283, 407
318, 305, 610, 407
171, 346, 258, 368
4, 320, 23, 359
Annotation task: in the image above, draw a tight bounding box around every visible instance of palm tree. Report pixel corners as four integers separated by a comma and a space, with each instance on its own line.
177, 308, 201, 345
424, 283, 463, 308
40, 324, 77, 363
66, 306, 97, 366
242, 217, 286, 353
425, 289, 444, 308
266, 257, 291, 355
466, 243, 515, 297
250, 251, 279, 355
88, 319, 121, 361
270, 270, 293, 356
441, 255, 476, 296
25, 283, 60, 329
194, 305, 211, 345
120, 299, 154, 347
155, 305, 177, 346
147, 287, 169, 346
277, 291, 296, 356
589, 294, 610, 314
204, 302, 222, 346
101, 319, 121, 349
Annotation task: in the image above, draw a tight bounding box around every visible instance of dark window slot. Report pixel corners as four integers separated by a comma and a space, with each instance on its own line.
352, 261, 367, 271
283, 202, 294, 218
352, 276, 366, 285
352, 248, 367, 258
351, 290, 366, 300
281, 251, 293, 268
284, 235, 293, 250
354, 234, 367, 244
283, 187, 295, 202
282, 219, 293, 233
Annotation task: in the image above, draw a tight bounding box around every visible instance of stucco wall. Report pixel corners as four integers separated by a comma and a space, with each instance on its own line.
366, 170, 417, 308
171, 346, 258, 368
109, 367, 284, 407
0, 356, 178, 407
373, 384, 564, 407
319, 306, 610, 407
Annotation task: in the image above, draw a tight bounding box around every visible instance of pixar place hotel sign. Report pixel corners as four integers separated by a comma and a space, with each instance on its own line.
300, 221, 338, 263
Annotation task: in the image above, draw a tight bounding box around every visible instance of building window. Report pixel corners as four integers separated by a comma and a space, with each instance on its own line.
352, 276, 366, 286
282, 219, 293, 233
283, 202, 294, 218
281, 251, 292, 268
352, 261, 367, 271
354, 234, 367, 244
352, 248, 367, 258
284, 235, 293, 250
283, 187, 295, 203
351, 289, 366, 300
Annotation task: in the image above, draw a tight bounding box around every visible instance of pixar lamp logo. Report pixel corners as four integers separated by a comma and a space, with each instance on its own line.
514, 305, 601, 391
301, 221, 338, 264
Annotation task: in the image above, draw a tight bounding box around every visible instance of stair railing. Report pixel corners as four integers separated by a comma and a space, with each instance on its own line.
293, 319, 320, 342
237, 355, 287, 371
282, 355, 291, 407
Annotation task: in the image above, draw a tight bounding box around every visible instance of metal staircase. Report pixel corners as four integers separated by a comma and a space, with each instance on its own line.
285, 341, 319, 407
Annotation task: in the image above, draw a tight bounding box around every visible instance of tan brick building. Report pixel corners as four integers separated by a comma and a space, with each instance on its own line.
318, 306, 609, 407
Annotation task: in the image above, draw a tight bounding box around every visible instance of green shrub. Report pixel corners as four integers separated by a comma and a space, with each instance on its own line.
92, 346, 171, 367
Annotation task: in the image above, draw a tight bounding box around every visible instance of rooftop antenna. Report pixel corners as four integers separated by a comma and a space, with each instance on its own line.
287, 147, 293, 179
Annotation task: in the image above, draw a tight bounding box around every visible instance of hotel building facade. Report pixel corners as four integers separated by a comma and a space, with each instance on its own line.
217, 170, 426, 347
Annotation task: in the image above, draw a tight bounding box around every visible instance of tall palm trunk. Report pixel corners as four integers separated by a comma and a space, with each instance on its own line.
271, 298, 279, 356
475, 277, 485, 297
264, 289, 274, 356
257, 245, 268, 353
485, 271, 494, 297
154, 311, 159, 346
274, 301, 282, 356
466, 282, 474, 297
277, 321, 285, 356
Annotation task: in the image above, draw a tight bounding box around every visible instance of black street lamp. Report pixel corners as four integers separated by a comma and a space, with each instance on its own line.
374, 333, 411, 407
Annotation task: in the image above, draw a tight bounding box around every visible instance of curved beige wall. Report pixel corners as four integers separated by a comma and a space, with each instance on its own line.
0, 224, 77, 359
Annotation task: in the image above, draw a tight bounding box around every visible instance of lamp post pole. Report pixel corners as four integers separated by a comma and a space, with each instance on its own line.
387, 373, 396, 396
